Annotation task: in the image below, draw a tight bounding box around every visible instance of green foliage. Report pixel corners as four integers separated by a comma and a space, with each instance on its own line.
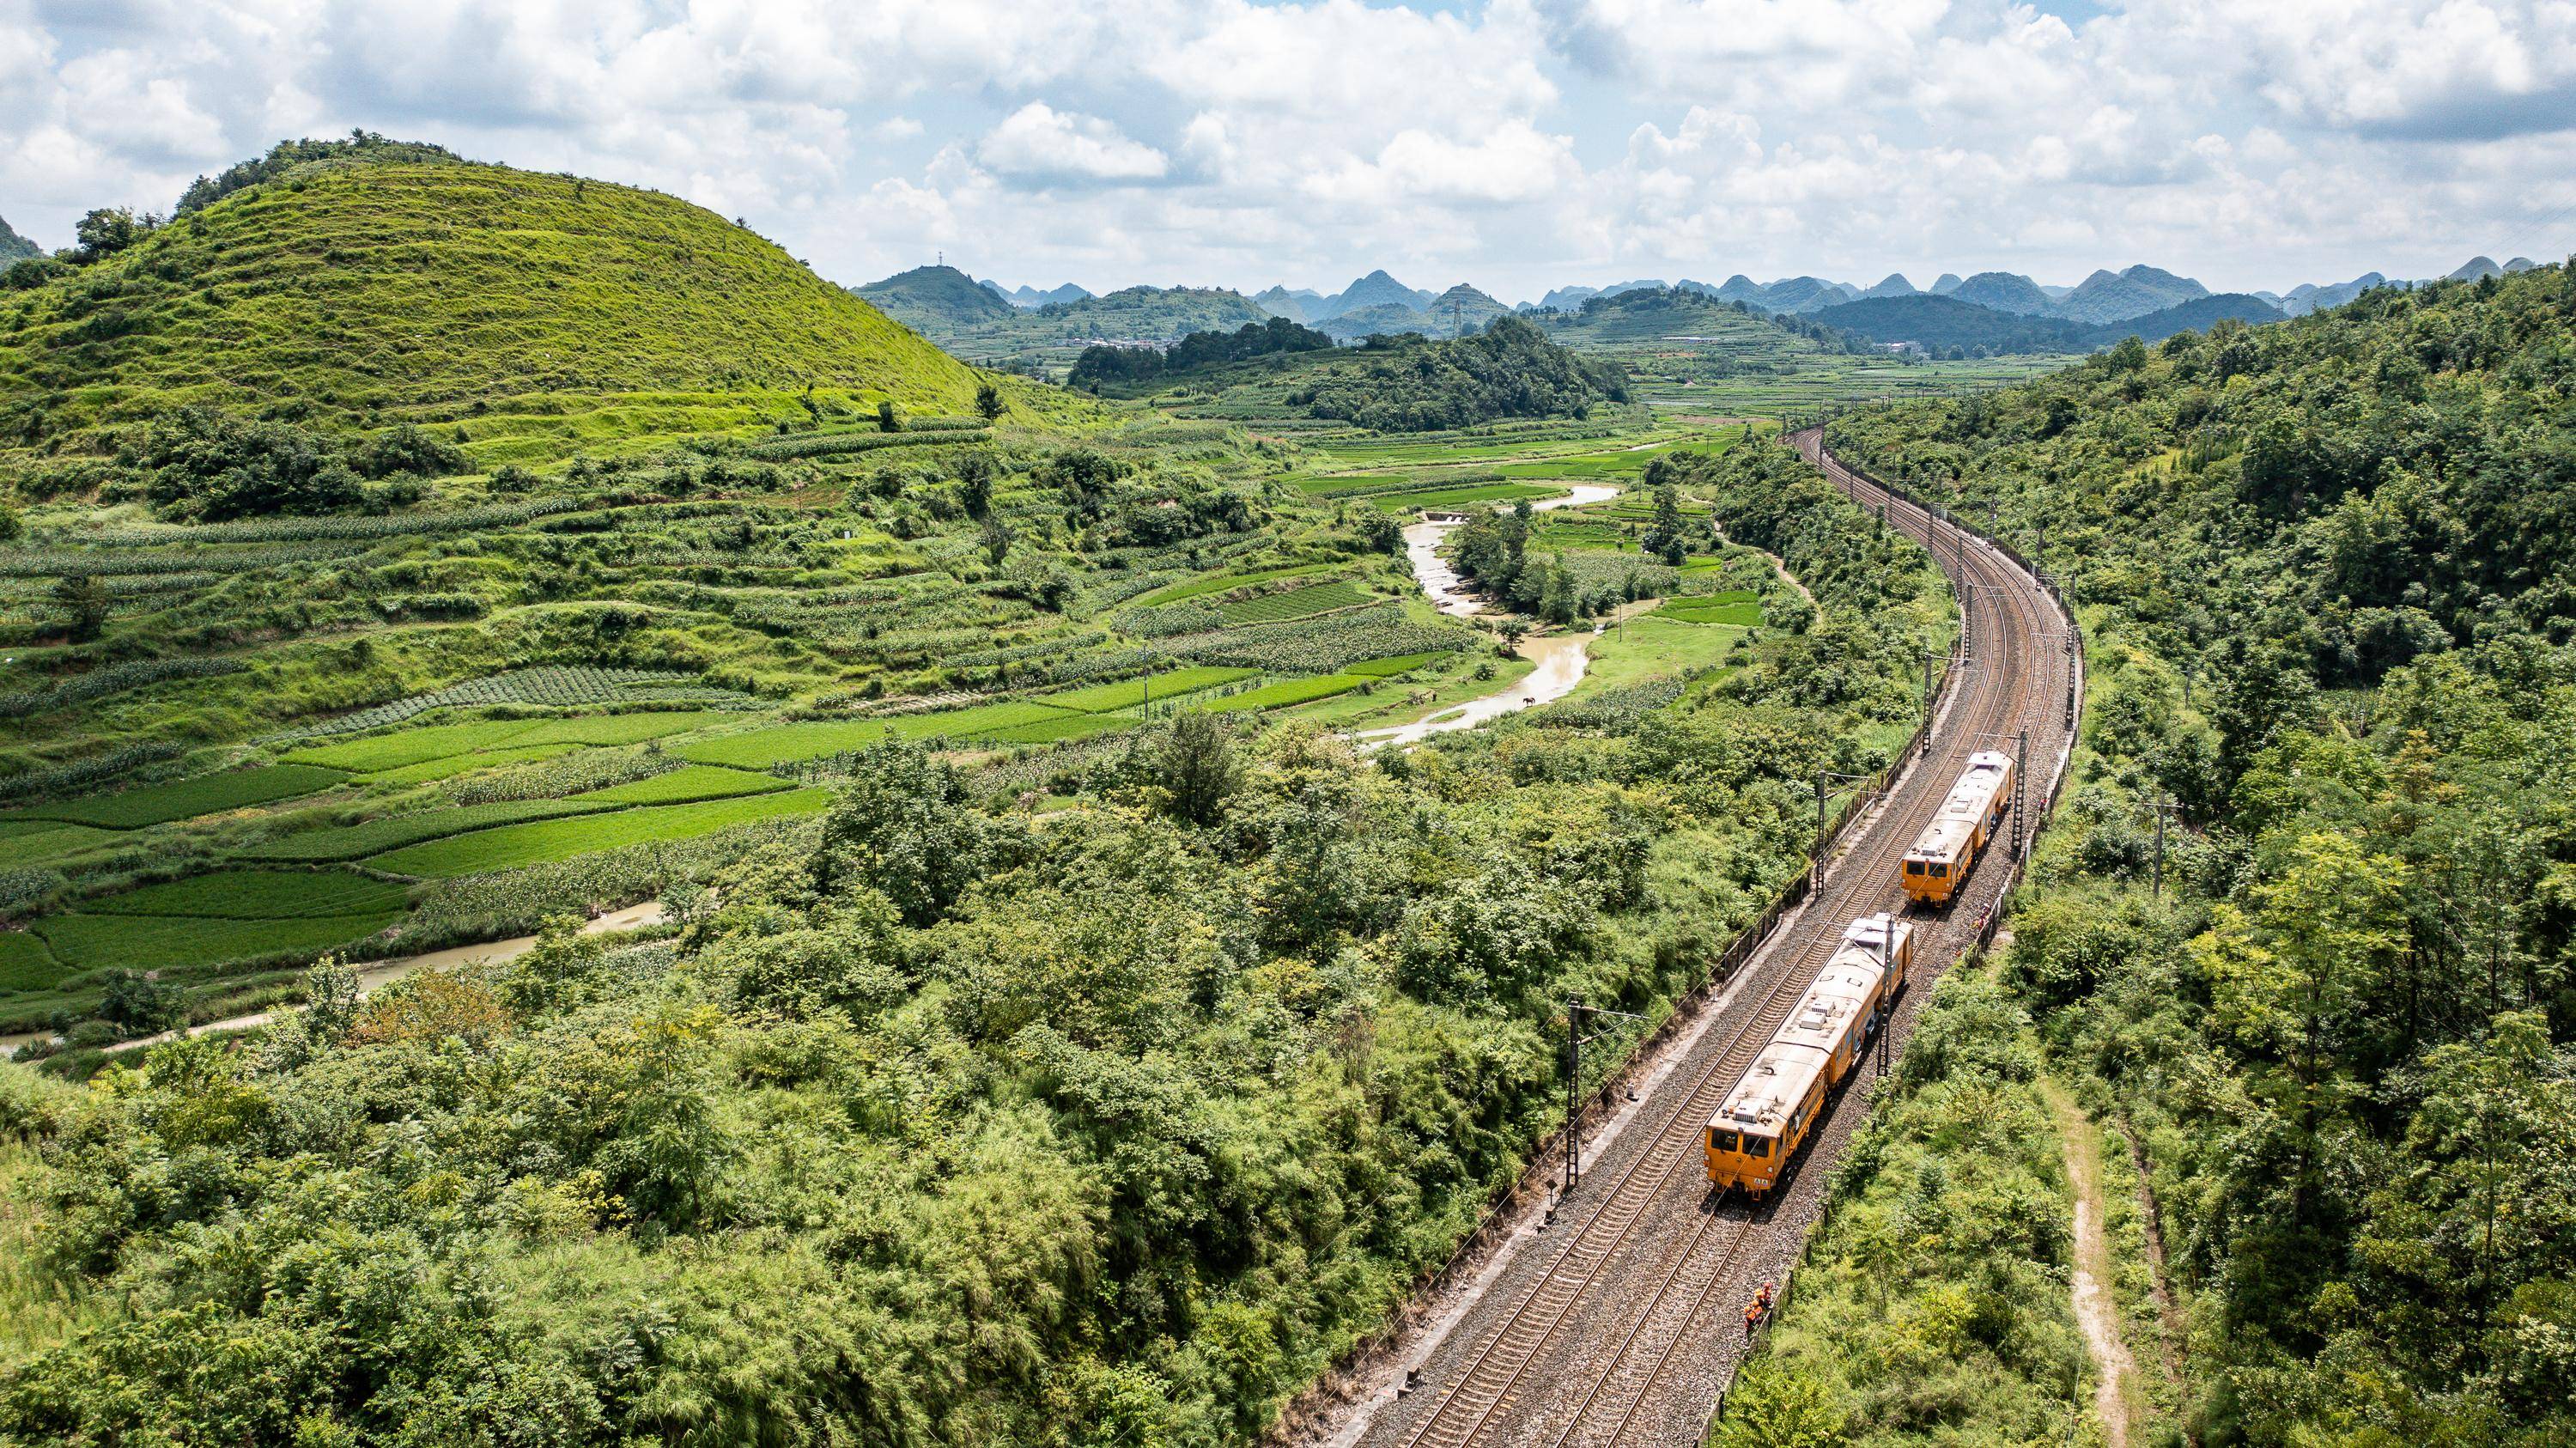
174, 130, 465, 215
1814, 261, 2576, 1445
1069, 316, 1334, 389
1300, 317, 1630, 432
811, 739, 999, 925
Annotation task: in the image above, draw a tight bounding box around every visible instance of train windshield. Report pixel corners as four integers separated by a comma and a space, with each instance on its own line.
1747, 1135, 1772, 1159
1712, 1129, 1741, 1154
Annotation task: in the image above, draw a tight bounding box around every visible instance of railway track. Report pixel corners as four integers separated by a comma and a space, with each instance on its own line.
1357, 431, 2076, 1448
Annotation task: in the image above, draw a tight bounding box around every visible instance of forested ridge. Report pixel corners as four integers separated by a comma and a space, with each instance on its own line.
1738, 262, 2576, 1446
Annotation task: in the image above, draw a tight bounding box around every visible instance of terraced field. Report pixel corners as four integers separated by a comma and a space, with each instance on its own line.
1038, 667, 1258, 712
6, 764, 349, 829
1215, 579, 1376, 624
368, 786, 832, 878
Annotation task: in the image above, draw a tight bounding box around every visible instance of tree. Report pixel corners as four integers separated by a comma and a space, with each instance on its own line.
812, 739, 995, 926
877, 399, 901, 433
1646, 482, 1688, 564
52, 573, 107, 642
975, 381, 1005, 422
981, 515, 1012, 567
72, 207, 152, 263
97, 968, 185, 1033
1153, 711, 1240, 827
955, 452, 997, 518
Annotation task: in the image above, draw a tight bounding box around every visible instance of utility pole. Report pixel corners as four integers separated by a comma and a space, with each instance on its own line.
2149, 794, 2181, 899
1565, 995, 1581, 1190
1814, 770, 1870, 890
2013, 728, 2028, 859
1875, 924, 1893, 1074
1563, 998, 1646, 1190
1920, 649, 1941, 753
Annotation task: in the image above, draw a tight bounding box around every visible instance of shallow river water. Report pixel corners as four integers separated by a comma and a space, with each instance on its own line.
1362, 484, 1619, 747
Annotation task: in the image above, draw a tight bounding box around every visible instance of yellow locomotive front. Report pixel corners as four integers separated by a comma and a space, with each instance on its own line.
1706, 916, 1913, 1196
1900, 751, 2013, 905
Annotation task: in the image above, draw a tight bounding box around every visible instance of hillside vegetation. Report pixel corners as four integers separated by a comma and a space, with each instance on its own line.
1735, 262, 2576, 1447
0, 156, 993, 474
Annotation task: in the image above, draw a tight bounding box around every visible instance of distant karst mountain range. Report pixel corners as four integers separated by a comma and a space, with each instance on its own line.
854, 255, 2544, 355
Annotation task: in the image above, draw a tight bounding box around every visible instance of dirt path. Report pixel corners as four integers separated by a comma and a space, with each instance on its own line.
2046, 1080, 2136, 1448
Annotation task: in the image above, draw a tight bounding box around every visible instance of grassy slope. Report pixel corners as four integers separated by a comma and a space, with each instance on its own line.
0, 160, 999, 467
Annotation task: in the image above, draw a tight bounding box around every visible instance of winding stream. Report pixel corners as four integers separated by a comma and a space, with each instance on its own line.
1363, 484, 1619, 746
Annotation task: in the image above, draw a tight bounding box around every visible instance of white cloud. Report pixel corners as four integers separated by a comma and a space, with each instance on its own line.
976, 102, 1169, 184
1, 0, 2572, 300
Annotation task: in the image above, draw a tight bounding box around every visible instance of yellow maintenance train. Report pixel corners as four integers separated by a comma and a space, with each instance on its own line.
1899, 751, 2014, 906
1704, 915, 1915, 1199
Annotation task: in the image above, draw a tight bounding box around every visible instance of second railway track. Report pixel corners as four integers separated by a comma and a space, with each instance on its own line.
1352, 430, 2078, 1448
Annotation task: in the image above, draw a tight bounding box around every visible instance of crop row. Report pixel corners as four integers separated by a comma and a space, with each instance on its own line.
29, 909, 404, 981
744, 428, 992, 461
1216, 579, 1376, 625
246, 797, 624, 862
1370, 483, 1567, 514
679, 701, 1081, 768
1165, 605, 1473, 674
86, 867, 411, 921
0, 657, 247, 720
283, 709, 726, 773
1200, 674, 1369, 713
1038, 666, 1256, 713
1131, 563, 1339, 606
0, 543, 370, 578
270, 666, 750, 741
39, 496, 586, 548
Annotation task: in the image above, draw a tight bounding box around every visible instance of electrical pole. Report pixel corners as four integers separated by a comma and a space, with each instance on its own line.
1920, 649, 1940, 754
1814, 773, 1827, 891
2013, 728, 2028, 860
1563, 999, 1645, 1191
1566, 996, 1581, 1190
2149, 794, 2180, 899
1876, 923, 1892, 1074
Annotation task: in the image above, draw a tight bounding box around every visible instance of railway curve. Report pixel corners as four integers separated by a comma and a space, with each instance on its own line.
1302, 428, 2081, 1448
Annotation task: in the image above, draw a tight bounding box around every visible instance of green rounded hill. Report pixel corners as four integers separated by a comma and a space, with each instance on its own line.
0, 158, 993, 466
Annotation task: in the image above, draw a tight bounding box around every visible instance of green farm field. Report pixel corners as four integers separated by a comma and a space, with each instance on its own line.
366, 787, 833, 878
4, 764, 349, 829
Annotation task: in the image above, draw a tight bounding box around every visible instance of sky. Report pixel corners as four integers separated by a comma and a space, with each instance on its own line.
5, 0, 2576, 306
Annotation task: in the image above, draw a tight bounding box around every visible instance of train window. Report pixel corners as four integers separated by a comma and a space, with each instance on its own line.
1713, 1129, 1741, 1154
1905, 861, 1924, 876
1748, 1136, 1771, 1159
1930, 863, 1948, 878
